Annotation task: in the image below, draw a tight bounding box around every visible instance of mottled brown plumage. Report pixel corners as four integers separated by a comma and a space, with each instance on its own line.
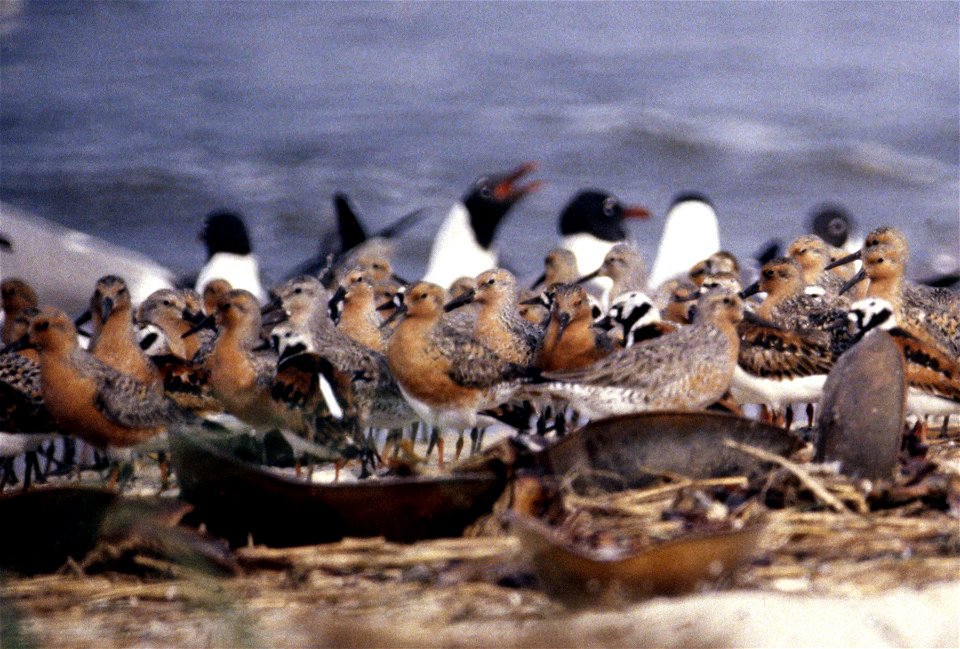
387, 282, 531, 430
536, 284, 612, 371
2, 278, 39, 345
527, 291, 744, 420
26, 308, 187, 449
88, 275, 160, 389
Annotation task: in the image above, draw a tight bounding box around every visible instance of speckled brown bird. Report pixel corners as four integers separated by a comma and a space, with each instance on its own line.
741, 257, 849, 334
530, 247, 580, 291
1, 307, 57, 488
386, 282, 534, 430
688, 251, 740, 287
786, 234, 848, 296
86, 275, 161, 389
835, 234, 959, 356
23, 308, 190, 449
536, 283, 612, 372
2, 278, 39, 345
443, 268, 542, 365
524, 291, 745, 420
202, 278, 233, 316
263, 276, 416, 431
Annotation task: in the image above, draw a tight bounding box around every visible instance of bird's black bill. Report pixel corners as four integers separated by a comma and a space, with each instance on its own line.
181, 314, 216, 338
839, 268, 868, 295
824, 250, 861, 271
739, 281, 761, 299
74, 309, 92, 328
575, 269, 600, 285
443, 288, 476, 312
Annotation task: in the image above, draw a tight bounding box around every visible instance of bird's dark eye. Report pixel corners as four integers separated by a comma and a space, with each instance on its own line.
162, 299, 172, 307
723, 298, 732, 305
486, 279, 495, 286
293, 287, 303, 294
763, 270, 774, 278
876, 258, 884, 264
798, 248, 807, 255
36, 321, 48, 332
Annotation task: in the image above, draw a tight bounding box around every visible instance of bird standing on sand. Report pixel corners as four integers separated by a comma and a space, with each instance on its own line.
386, 282, 534, 431
524, 291, 745, 420
22, 308, 189, 450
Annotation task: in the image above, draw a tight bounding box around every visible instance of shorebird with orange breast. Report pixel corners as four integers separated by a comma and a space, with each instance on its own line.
740, 257, 849, 331
201, 278, 233, 316
831, 230, 959, 356
523, 291, 745, 420
263, 275, 416, 432
329, 271, 387, 353
530, 247, 580, 292
18, 307, 191, 452
80, 275, 161, 390
188, 289, 320, 433
443, 268, 543, 365
848, 297, 959, 441
2, 278, 39, 345
734, 257, 851, 427
1, 307, 58, 489
658, 279, 699, 325
688, 251, 740, 288
536, 283, 613, 372
577, 242, 648, 308
386, 282, 535, 432
786, 234, 849, 297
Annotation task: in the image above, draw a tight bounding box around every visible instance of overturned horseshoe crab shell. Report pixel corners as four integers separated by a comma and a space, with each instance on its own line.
539, 411, 800, 488
508, 511, 764, 606
816, 328, 905, 480
169, 427, 507, 548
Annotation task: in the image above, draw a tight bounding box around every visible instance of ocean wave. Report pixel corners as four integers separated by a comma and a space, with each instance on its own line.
559, 104, 955, 187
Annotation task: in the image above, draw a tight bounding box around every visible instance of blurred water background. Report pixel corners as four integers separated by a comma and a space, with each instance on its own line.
2, 1, 957, 284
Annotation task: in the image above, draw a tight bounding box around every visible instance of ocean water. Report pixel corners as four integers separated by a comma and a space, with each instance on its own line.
2, 1, 958, 286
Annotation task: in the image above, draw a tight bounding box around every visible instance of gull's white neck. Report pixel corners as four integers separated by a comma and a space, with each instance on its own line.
648, 200, 720, 290
196, 252, 267, 303
422, 202, 497, 289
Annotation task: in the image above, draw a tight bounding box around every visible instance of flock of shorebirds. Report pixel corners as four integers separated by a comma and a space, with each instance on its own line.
1, 162, 958, 488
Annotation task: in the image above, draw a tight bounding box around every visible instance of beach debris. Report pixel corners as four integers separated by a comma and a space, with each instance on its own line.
537, 411, 801, 490
507, 511, 763, 606
169, 427, 507, 547
816, 329, 905, 479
